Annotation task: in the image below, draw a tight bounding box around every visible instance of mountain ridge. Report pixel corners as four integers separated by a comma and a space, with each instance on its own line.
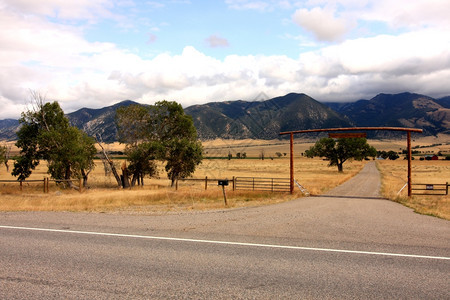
0, 92, 448, 141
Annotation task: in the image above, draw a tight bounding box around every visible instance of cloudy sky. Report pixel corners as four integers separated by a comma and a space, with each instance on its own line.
1, 0, 450, 119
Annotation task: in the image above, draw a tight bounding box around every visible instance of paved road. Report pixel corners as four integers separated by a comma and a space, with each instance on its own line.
1, 162, 449, 299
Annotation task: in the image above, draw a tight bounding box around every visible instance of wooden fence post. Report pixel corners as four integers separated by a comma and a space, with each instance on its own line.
232, 176, 235, 191
222, 185, 228, 206
205, 176, 208, 190
79, 178, 83, 193
43, 178, 47, 193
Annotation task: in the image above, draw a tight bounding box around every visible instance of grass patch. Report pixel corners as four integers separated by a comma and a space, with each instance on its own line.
3, 136, 448, 218
377, 160, 449, 220
0, 157, 365, 213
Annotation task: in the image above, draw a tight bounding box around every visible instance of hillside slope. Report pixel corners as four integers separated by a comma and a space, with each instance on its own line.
185, 93, 353, 139
1, 92, 449, 141
325, 93, 450, 135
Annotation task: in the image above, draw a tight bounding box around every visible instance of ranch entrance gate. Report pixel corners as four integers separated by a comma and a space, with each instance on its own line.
279, 127, 423, 196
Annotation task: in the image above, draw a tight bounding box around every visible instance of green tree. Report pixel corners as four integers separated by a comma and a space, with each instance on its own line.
116, 104, 160, 186
0, 144, 9, 171
153, 101, 203, 186
116, 104, 154, 144
305, 137, 377, 172
116, 101, 203, 187
12, 94, 96, 187
125, 142, 161, 186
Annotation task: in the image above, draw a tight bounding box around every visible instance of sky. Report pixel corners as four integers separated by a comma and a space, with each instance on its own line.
1, 0, 450, 119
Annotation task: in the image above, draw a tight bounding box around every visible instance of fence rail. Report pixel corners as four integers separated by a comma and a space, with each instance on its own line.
2, 176, 294, 194
234, 177, 291, 192
176, 176, 292, 193
411, 182, 448, 195
175, 177, 235, 191
0, 178, 84, 193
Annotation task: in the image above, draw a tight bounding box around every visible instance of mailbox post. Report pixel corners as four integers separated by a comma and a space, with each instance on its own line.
218, 180, 229, 206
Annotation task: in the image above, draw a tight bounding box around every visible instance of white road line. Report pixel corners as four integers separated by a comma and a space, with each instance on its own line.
1, 225, 449, 260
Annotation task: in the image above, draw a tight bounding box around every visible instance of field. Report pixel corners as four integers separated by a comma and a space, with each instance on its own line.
1, 136, 449, 219
377, 160, 449, 219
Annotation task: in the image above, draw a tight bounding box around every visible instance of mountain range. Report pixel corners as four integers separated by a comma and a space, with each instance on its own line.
0, 92, 448, 142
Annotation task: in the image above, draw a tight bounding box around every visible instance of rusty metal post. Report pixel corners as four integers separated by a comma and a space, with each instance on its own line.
407, 131, 412, 197
290, 132, 294, 194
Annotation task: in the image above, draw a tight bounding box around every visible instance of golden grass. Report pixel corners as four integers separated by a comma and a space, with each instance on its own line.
0, 156, 365, 213
1, 136, 448, 217
377, 160, 450, 220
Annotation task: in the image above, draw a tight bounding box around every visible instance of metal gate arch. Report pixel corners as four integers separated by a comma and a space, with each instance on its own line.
279, 127, 423, 196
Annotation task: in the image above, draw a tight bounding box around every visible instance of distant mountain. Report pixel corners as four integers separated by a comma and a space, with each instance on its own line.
1, 92, 449, 141
436, 96, 450, 108
67, 100, 138, 142
185, 93, 353, 139
0, 100, 138, 142
324, 92, 450, 135
0, 119, 20, 141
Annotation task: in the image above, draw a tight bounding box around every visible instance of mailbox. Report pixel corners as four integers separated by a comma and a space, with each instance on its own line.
218, 180, 229, 186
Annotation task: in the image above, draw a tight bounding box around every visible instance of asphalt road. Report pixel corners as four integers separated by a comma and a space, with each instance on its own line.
1, 162, 449, 299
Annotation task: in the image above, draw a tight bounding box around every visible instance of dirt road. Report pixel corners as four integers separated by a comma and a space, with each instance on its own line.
322, 161, 381, 198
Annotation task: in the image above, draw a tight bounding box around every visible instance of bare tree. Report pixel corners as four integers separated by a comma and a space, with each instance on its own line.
96, 135, 122, 188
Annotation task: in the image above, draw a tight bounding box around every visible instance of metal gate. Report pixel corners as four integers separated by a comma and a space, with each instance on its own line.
234, 177, 290, 192
411, 183, 449, 195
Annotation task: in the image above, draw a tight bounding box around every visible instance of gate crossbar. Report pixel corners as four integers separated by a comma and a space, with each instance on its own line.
235, 177, 290, 192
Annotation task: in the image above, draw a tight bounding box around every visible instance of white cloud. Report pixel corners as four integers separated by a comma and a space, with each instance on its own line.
3, 0, 116, 21
293, 7, 352, 42
1, 0, 450, 120
360, 0, 450, 29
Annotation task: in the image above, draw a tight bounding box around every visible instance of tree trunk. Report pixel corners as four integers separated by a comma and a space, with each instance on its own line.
81, 169, 90, 187
337, 163, 343, 172
97, 139, 122, 187
121, 162, 130, 188
64, 166, 78, 189
131, 172, 140, 187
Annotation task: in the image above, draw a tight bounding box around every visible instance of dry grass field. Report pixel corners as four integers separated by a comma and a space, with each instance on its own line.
1, 136, 449, 219
377, 160, 449, 220
0, 157, 366, 213
0, 154, 366, 213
